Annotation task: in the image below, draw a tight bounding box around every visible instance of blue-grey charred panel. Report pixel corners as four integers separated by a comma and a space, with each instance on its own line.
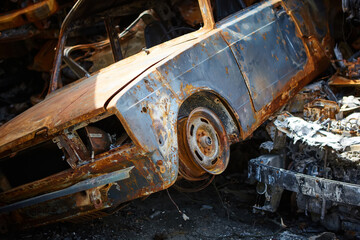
157, 33, 255, 133
117, 32, 255, 145
283, 0, 328, 40
219, 3, 307, 111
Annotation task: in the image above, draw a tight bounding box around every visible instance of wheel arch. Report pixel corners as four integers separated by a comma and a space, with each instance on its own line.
177, 90, 242, 145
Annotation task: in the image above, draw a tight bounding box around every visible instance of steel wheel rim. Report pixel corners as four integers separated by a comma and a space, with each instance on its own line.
185, 107, 229, 175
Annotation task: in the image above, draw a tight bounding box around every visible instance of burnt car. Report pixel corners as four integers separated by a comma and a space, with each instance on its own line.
0, 0, 337, 231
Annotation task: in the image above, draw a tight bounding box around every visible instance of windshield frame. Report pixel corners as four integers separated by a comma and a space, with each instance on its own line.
47, 0, 215, 94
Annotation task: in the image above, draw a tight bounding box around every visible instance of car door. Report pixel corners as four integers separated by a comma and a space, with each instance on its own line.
216, 0, 308, 111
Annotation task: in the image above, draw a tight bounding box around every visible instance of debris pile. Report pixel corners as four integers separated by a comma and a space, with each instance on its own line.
250, 14, 360, 234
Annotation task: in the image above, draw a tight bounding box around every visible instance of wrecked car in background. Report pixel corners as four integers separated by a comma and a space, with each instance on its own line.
0, 0, 339, 231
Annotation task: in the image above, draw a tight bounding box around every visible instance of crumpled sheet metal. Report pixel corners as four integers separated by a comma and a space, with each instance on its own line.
339, 95, 360, 112
274, 113, 360, 151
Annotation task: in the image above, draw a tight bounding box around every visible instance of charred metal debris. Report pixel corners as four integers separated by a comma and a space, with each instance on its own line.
0, 0, 350, 233
249, 2, 360, 234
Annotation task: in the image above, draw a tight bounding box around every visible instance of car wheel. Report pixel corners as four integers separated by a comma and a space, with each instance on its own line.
178, 107, 230, 180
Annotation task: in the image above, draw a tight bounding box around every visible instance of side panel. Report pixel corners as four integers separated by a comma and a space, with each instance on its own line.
218, 0, 307, 111
115, 31, 256, 153
156, 32, 256, 133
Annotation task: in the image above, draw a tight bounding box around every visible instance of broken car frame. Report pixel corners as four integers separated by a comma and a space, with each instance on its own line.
0, 0, 336, 231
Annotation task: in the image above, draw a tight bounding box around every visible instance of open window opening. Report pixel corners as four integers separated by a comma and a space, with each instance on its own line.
56, 0, 204, 88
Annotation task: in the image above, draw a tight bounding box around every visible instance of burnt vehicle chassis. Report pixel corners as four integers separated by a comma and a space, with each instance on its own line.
0, 0, 338, 231
249, 110, 360, 233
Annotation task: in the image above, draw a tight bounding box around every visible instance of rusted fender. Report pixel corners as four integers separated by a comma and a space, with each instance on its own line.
0, 34, 205, 158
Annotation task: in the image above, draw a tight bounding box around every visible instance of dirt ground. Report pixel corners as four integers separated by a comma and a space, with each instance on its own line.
2, 140, 343, 240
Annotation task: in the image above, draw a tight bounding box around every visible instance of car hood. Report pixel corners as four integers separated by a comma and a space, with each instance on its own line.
0, 37, 198, 156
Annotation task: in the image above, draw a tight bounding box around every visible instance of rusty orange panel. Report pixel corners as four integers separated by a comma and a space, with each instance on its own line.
329, 75, 360, 87
0, 0, 59, 31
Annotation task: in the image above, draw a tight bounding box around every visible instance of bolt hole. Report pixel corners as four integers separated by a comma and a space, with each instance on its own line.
142, 107, 147, 113
200, 118, 209, 124
211, 158, 218, 165
194, 150, 203, 161
190, 124, 194, 136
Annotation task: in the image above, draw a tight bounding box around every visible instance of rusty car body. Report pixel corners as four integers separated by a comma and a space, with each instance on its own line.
0, 0, 337, 231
